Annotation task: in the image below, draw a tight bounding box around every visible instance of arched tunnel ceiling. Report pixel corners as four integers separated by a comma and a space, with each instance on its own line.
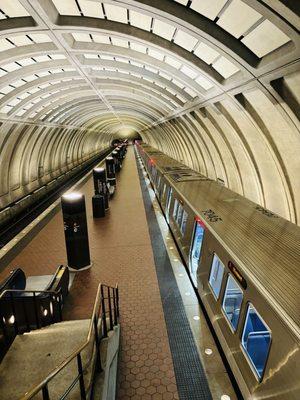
0, 0, 298, 128
0, 0, 299, 223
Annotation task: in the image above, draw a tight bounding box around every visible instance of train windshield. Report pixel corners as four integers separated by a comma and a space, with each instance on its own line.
190, 221, 205, 285
222, 275, 243, 331
242, 304, 271, 380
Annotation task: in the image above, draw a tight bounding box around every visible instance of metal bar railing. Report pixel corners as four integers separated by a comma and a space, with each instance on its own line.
100, 285, 108, 338
93, 314, 102, 372
0, 287, 63, 354
18, 282, 119, 400
42, 386, 50, 400
113, 288, 118, 325
108, 287, 113, 331
77, 354, 86, 400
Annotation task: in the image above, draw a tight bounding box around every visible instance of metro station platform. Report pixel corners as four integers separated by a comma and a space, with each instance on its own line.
0, 146, 237, 400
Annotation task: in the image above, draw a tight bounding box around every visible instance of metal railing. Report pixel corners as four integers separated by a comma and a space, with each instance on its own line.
18, 283, 119, 400
0, 287, 63, 359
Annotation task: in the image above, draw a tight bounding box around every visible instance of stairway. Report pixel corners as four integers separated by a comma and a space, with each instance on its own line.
0, 320, 92, 399
0, 283, 120, 400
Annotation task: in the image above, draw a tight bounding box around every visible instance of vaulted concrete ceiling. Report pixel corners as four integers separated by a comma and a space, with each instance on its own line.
0, 0, 299, 223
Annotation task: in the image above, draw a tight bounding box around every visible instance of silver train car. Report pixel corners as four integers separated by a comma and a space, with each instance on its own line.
137, 143, 300, 400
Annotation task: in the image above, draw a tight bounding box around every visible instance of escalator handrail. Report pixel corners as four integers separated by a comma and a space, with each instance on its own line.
0, 287, 61, 298
0, 268, 26, 292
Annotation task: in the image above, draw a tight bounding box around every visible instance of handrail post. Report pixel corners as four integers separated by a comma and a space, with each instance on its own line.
93, 315, 102, 372
108, 287, 113, 331
77, 353, 86, 400
113, 288, 117, 325
116, 286, 119, 318
100, 285, 107, 338
9, 292, 18, 335
42, 385, 50, 400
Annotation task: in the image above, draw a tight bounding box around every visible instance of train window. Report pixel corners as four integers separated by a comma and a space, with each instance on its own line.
152, 166, 157, 180
241, 304, 271, 380
159, 183, 165, 199
180, 209, 188, 235
209, 254, 225, 299
176, 204, 183, 226
157, 175, 161, 188
156, 176, 161, 194
222, 275, 243, 331
190, 221, 205, 284
173, 199, 179, 220
166, 188, 172, 222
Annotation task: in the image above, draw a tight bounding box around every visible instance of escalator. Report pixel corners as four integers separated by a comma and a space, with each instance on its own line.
0, 265, 69, 360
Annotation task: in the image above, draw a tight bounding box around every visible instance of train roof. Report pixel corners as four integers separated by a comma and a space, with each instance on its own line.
140, 144, 300, 336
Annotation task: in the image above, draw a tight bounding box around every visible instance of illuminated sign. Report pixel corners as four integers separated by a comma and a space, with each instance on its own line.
228, 261, 247, 289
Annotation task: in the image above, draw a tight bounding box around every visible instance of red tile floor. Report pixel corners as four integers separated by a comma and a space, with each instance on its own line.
0, 147, 179, 399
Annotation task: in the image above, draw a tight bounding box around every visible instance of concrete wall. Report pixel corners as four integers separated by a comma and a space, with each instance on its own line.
0, 120, 114, 209
142, 72, 300, 224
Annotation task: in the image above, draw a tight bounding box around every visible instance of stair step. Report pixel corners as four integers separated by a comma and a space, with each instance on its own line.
24, 319, 90, 335
0, 320, 93, 400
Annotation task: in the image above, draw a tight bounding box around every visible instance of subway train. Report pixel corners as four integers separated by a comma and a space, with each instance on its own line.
136, 143, 300, 400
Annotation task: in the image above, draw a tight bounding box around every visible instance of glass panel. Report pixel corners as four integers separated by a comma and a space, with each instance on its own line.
161, 183, 166, 200
173, 199, 179, 220
156, 176, 161, 193
222, 275, 243, 331
209, 254, 225, 299
176, 204, 183, 226
152, 167, 157, 180
242, 304, 271, 379
180, 209, 188, 235
190, 221, 205, 283
166, 187, 172, 222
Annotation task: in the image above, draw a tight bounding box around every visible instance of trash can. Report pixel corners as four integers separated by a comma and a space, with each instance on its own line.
116, 148, 123, 169
105, 157, 116, 196
112, 150, 120, 173
93, 167, 109, 210
92, 195, 105, 218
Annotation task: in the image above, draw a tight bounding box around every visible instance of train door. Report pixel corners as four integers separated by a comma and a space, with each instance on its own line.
166, 187, 172, 223
189, 219, 205, 286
